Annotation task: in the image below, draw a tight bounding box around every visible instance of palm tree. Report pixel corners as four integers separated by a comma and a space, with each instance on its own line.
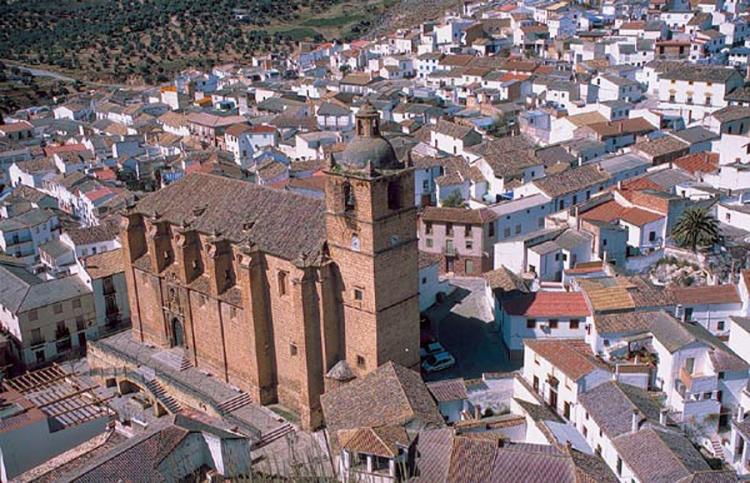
672, 207, 719, 253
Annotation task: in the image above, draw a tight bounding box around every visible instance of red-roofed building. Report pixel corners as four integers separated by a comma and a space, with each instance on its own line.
579, 196, 666, 255
500, 291, 592, 352
522, 338, 611, 418
672, 152, 719, 175
43, 143, 88, 157
670, 284, 742, 336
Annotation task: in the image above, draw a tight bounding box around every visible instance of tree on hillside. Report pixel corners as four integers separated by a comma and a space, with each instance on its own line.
672, 207, 720, 253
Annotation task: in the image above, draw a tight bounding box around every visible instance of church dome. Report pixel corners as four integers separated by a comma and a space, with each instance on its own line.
339, 102, 402, 171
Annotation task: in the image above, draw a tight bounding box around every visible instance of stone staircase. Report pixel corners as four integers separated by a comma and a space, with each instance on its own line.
178, 354, 192, 371
217, 392, 253, 414
145, 379, 182, 414
709, 436, 725, 460
253, 423, 295, 449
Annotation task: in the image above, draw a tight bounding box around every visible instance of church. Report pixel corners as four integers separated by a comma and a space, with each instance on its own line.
113, 103, 420, 429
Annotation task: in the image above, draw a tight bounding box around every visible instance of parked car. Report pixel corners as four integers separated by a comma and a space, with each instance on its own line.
422, 351, 456, 373
420, 342, 447, 359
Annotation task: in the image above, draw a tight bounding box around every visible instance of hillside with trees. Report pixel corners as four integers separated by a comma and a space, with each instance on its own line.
0, 0, 395, 84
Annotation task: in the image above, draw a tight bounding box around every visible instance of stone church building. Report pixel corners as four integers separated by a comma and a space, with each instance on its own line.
114, 103, 420, 428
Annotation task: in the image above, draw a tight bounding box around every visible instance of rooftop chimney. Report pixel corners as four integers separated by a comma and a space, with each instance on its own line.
631, 409, 640, 433
659, 408, 668, 426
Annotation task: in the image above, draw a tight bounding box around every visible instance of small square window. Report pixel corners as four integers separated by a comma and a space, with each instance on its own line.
527, 318, 536, 329
549, 319, 558, 329
72, 298, 81, 309
53, 303, 63, 314
356, 355, 366, 368
570, 319, 580, 330
290, 343, 298, 356
354, 289, 364, 301
28, 309, 38, 321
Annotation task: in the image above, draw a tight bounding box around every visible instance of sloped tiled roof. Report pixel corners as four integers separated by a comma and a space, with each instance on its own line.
502, 291, 590, 318
523, 339, 607, 381
320, 361, 443, 453
132, 173, 325, 262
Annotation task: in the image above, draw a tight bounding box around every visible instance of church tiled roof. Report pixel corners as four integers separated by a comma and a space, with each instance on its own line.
132, 173, 325, 263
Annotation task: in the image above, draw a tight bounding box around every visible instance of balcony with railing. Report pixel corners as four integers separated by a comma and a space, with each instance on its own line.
679, 367, 718, 395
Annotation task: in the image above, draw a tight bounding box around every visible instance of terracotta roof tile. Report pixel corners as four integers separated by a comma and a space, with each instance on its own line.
523, 339, 607, 381
502, 291, 590, 318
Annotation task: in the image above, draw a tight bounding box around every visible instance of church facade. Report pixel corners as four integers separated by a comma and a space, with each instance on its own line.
117, 104, 420, 428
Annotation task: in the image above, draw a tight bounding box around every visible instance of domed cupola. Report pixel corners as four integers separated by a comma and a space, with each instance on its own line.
336, 101, 402, 174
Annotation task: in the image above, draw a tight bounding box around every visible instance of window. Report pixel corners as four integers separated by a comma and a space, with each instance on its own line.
488, 223, 495, 237
514, 224, 521, 235
31, 328, 43, 344
685, 357, 695, 374
356, 355, 366, 368
351, 234, 361, 251
527, 318, 536, 329
570, 319, 580, 330
421, 277, 427, 285
53, 303, 63, 314
36, 350, 45, 363
28, 309, 38, 321
425, 222, 433, 235
387, 181, 401, 210
277, 271, 288, 296
718, 371, 725, 380
718, 320, 725, 331
616, 457, 623, 476
669, 94, 675, 102
549, 319, 558, 329
533, 375, 539, 391
465, 260, 474, 274
290, 343, 298, 356
446, 223, 454, 236
464, 225, 472, 237
583, 426, 588, 438
426, 238, 434, 248
686, 96, 693, 105
354, 288, 364, 301
76, 317, 85, 331
649, 231, 656, 242
465, 240, 473, 250
504, 227, 511, 238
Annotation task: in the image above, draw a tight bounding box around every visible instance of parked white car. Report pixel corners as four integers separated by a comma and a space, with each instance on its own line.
422, 350, 456, 373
